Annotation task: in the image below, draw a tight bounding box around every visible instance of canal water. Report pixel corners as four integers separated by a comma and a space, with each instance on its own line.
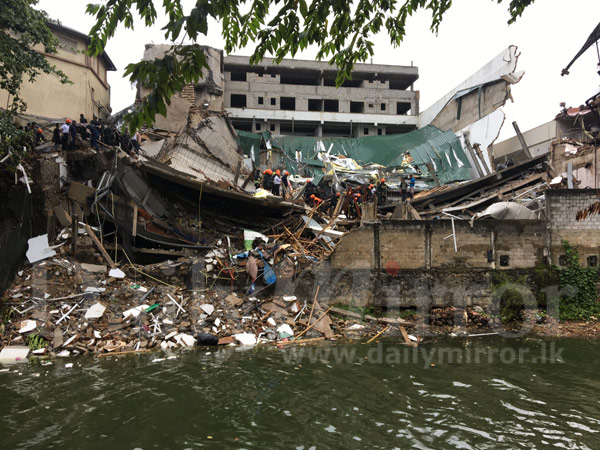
1, 337, 599, 449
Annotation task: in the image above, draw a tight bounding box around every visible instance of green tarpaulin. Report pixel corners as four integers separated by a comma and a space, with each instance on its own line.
236, 125, 472, 184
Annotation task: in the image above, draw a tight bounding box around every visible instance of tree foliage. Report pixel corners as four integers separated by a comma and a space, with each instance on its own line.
86, 0, 536, 133
0, 0, 69, 163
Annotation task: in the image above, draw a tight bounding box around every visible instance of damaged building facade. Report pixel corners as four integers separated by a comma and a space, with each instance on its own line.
0, 21, 116, 121
223, 55, 419, 137
136, 46, 419, 138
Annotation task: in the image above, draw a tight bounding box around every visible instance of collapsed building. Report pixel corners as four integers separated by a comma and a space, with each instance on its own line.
2, 38, 600, 359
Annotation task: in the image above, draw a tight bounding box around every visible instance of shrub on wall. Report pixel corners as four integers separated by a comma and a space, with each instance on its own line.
557, 240, 600, 321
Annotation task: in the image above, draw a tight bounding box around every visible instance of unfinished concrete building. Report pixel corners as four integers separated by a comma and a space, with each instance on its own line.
223, 55, 419, 137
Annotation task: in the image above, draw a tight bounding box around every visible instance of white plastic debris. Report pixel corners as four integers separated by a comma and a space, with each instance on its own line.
214, 318, 221, 327
84, 287, 106, 294
18, 320, 37, 334
282, 296, 297, 302
84, 303, 106, 320
56, 350, 70, 357
65, 363, 73, 368
267, 317, 277, 327
123, 305, 149, 319
243, 230, 268, 250
233, 333, 257, 346
277, 324, 294, 339
174, 333, 196, 347
94, 330, 102, 339
0, 346, 30, 363
347, 324, 365, 330
62, 335, 77, 347
26, 234, 56, 263
109, 268, 126, 279
200, 304, 215, 316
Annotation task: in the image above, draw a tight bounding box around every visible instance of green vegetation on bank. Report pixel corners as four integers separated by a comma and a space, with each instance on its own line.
492, 240, 600, 323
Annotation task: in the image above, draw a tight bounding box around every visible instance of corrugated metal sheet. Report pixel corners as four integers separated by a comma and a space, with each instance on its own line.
236, 125, 472, 184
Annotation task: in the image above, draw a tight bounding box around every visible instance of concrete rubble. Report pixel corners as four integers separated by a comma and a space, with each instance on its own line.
3, 54, 600, 361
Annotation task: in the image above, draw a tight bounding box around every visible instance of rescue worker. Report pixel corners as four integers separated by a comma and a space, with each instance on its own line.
53, 124, 61, 149
328, 190, 339, 215
305, 179, 317, 202
79, 113, 88, 140
68, 119, 77, 150
262, 169, 273, 191
272, 169, 282, 196
61, 119, 70, 150
281, 170, 291, 198
377, 178, 388, 205
35, 127, 44, 145
366, 183, 375, 201
409, 175, 416, 200
254, 169, 262, 189
309, 193, 323, 208
400, 177, 408, 203
121, 129, 131, 153
87, 122, 100, 151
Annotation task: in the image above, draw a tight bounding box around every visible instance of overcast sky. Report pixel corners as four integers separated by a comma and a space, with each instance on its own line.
37, 0, 600, 141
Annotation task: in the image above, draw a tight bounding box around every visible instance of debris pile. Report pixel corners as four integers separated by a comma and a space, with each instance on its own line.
0, 244, 419, 360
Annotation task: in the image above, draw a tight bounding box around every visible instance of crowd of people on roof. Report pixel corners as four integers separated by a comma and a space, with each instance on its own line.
24, 113, 142, 158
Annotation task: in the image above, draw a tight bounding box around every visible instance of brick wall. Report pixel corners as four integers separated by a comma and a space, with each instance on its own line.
329, 220, 547, 272
379, 222, 426, 270
329, 227, 374, 269
321, 190, 600, 307
547, 190, 600, 266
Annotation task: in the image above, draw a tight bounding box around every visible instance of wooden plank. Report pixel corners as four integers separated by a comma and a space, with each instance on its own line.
407, 202, 422, 220
367, 326, 389, 343
84, 224, 116, 268
425, 162, 441, 187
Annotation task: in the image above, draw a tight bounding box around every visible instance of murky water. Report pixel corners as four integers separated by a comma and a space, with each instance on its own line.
1, 337, 599, 449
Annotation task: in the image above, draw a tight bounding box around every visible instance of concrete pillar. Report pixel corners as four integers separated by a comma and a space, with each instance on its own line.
315, 124, 323, 137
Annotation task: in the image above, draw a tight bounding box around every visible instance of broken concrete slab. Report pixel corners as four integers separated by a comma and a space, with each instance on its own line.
80, 263, 107, 274
225, 293, 243, 307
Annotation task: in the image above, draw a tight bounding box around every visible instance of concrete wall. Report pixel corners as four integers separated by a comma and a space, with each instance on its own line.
0, 28, 113, 121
